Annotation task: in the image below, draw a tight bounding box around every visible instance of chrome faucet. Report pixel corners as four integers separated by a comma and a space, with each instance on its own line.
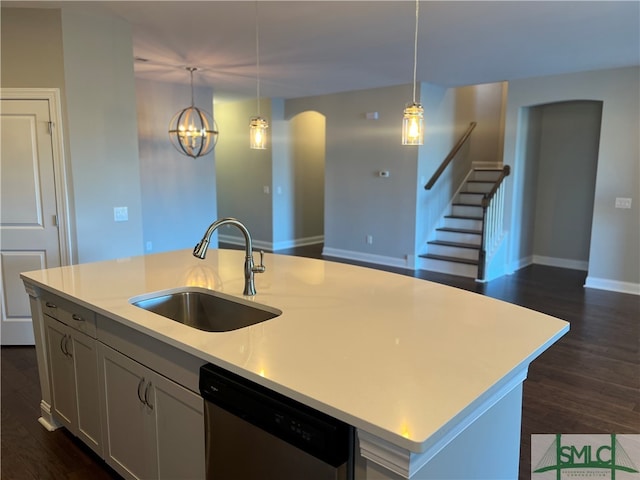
193, 218, 265, 296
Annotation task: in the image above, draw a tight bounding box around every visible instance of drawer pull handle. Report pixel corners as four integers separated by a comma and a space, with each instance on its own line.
137, 378, 146, 405
144, 382, 154, 411
59, 335, 67, 356
64, 335, 73, 358
71, 314, 84, 322
45, 302, 57, 309
60, 335, 72, 357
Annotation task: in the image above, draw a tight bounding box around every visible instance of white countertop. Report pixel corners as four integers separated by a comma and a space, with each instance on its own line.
22, 249, 569, 454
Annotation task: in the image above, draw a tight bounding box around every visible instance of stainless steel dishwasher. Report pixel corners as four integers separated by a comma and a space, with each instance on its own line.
200, 363, 354, 480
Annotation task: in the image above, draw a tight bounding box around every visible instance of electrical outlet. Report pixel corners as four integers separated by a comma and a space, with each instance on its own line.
615, 197, 632, 209
146, 241, 153, 252
366, 235, 373, 245
263, 186, 270, 194
114, 206, 128, 222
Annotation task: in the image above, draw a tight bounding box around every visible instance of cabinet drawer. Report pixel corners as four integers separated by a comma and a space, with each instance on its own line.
41, 292, 97, 338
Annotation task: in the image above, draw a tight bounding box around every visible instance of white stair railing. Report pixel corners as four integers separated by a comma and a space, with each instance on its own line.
478, 166, 510, 280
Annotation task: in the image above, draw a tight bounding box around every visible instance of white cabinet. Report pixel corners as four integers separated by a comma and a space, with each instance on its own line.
43, 314, 102, 456
99, 343, 205, 480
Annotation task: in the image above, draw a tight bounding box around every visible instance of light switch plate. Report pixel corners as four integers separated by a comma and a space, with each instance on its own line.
114, 206, 128, 222
615, 197, 632, 209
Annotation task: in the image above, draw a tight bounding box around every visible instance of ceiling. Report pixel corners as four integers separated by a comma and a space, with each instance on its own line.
5, 1, 640, 102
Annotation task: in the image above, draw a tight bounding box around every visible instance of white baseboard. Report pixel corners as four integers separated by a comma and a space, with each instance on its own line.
532, 255, 588, 271
219, 234, 324, 252
273, 235, 324, 251
322, 247, 410, 269
584, 276, 640, 295
509, 255, 532, 274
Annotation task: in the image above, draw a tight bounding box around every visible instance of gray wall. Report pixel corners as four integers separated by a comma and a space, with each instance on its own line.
282, 82, 505, 266
416, 82, 506, 255
2, 7, 144, 264
61, 9, 143, 263
532, 101, 601, 267
289, 110, 325, 242
215, 98, 274, 247
135, 78, 218, 253
286, 84, 419, 265
503, 67, 640, 290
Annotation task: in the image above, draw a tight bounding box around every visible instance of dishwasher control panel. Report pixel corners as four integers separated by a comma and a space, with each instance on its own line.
200, 363, 353, 468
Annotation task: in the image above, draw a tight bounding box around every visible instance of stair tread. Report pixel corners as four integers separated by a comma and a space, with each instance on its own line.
473, 168, 503, 171
437, 227, 482, 235
467, 180, 497, 184
428, 240, 481, 250
445, 215, 483, 220
452, 202, 483, 207
460, 191, 486, 195
420, 253, 479, 266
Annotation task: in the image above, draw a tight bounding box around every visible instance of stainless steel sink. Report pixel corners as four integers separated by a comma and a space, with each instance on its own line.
130, 287, 281, 332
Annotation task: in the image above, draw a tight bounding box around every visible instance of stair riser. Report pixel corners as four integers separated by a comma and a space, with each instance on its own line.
458, 193, 484, 205
443, 218, 483, 230
418, 258, 478, 278
452, 205, 483, 217
436, 230, 482, 245
428, 244, 479, 260
472, 170, 502, 182
465, 182, 494, 193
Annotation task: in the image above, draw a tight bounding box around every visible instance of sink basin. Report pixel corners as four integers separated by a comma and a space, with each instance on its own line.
130, 287, 281, 332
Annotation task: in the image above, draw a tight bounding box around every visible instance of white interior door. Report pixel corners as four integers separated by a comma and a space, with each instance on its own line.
1, 97, 62, 345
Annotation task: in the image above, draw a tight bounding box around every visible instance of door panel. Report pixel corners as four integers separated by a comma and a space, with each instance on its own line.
73, 332, 102, 454
153, 373, 205, 479
1, 98, 61, 345
99, 344, 155, 480
44, 316, 75, 430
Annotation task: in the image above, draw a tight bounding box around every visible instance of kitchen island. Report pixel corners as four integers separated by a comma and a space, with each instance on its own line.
22, 249, 569, 479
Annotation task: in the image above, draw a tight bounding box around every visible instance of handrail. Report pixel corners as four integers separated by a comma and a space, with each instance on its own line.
424, 121, 477, 190
481, 165, 511, 208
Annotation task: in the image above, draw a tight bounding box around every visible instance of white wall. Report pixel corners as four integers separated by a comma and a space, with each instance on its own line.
503, 67, 640, 292
136, 78, 218, 253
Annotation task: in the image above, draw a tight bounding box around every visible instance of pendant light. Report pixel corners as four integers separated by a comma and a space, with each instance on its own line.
402, 0, 424, 146
168, 67, 219, 158
250, 2, 269, 149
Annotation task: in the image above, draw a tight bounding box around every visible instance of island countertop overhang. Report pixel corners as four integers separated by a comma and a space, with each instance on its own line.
21, 248, 569, 454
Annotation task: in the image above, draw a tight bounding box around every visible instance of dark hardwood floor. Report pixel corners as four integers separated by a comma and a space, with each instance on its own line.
2, 244, 638, 479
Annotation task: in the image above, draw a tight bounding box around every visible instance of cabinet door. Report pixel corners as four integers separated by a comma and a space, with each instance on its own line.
71, 331, 102, 455
99, 344, 157, 480
152, 373, 205, 480
44, 315, 75, 430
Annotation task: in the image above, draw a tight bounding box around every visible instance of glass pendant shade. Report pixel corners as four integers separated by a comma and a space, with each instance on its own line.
402, 102, 424, 145
249, 116, 269, 150
169, 106, 218, 158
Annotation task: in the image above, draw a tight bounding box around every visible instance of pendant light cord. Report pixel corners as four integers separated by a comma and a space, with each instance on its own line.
255, 1, 261, 116
412, 0, 419, 104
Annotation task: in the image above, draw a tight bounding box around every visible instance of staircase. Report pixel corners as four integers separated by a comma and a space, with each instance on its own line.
420, 168, 504, 278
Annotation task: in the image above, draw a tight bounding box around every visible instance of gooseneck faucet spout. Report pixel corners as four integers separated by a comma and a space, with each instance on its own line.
193, 218, 265, 296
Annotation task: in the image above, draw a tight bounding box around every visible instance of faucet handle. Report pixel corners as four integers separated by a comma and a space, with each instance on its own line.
252, 250, 266, 273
